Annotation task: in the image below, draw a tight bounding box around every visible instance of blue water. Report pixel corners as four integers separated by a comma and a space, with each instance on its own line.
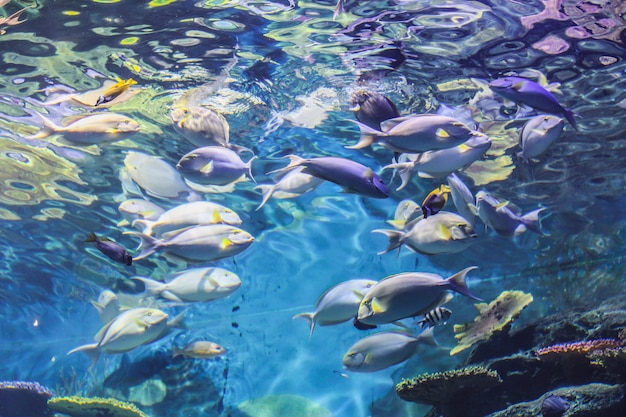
1, 1, 625, 416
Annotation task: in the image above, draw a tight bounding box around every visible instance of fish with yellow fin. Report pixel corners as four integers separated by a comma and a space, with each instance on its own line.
95, 78, 137, 106
421, 185, 451, 218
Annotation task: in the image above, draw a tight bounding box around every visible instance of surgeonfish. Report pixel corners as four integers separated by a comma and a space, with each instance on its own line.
132, 267, 241, 302
173, 341, 226, 359
85, 232, 133, 266
43, 78, 141, 107
91, 290, 121, 324
356, 267, 481, 326
271, 155, 389, 199
447, 173, 477, 226
30, 113, 140, 144
489, 76, 577, 130
373, 211, 477, 256
387, 199, 422, 230
176, 146, 256, 186
421, 185, 451, 218
255, 166, 324, 210
126, 224, 254, 263
417, 307, 452, 328
342, 328, 438, 373
518, 114, 565, 160
349, 89, 400, 130
348, 114, 475, 153
95, 78, 137, 106
292, 278, 377, 337
117, 199, 165, 228
474, 190, 544, 237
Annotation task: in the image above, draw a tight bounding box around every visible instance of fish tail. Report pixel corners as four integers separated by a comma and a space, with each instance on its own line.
417, 327, 439, 348
446, 266, 482, 301
382, 161, 414, 191
132, 219, 155, 236
85, 232, 98, 243
229, 144, 254, 155
371, 229, 404, 255
520, 208, 545, 234
123, 231, 159, 261
563, 108, 578, 131
345, 121, 379, 150
67, 343, 101, 368
246, 155, 258, 184
168, 310, 187, 330
29, 113, 62, 139
255, 184, 276, 211
131, 276, 165, 297
172, 346, 183, 358
266, 155, 304, 175
292, 312, 316, 338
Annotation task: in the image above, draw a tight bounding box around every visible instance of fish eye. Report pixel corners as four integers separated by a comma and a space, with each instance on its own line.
146, 311, 152, 316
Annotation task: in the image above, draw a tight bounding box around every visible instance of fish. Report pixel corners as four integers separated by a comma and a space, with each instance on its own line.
132, 201, 242, 237
342, 328, 438, 373
489, 76, 577, 130
104, 348, 176, 390
416, 307, 452, 328
293, 278, 377, 337
176, 146, 256, 186
387, 199, 423, 230
132, 267, 241, 302
421, 185, 451, 218
271, 155, 389, 199
384, 133, 491, 190
91, 290, 121, 324
126, 224, 254, 263
95, 78, 137, 106
85, 232, 133, 266
357, 266, 481, 325
541, 394, 570, 417
43, 79, 141, 107
348, 114, 475, 154
349, 89, 400, 130
255, 166, 324, 210
373, 211, 477, 256
447, 173, 477, 226
172, 341, 226, 359
474, 190, 544, 237
117, 199, 165, 228
30, 112, 140, 144
67, 307, 170, 366
518, 114, 564, 160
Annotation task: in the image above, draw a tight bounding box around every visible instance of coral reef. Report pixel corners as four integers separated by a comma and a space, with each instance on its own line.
47, 396, 148, 417
451, 290, 533, 355
0, 381, 54, 417
536, 339, 622, 358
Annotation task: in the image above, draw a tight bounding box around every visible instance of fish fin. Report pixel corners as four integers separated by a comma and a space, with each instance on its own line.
370, 297, 384, 314
417, 327, 439, 348
446, 266, 482, 301
512, 81, 526, 91
211, 210, 223, 224
90, 300, 104, 314
85, 232, 98, 243
563, 108, 578, 131
468, 203, 479, 216
116, 219, 130, 227
363, 168, 374, 180
382, 162, 414, 191
345, 121, 378, 149
520, 208, 545, 234
200, 161, 214, 175
172, 346, 183, 358
436, 292, 454, 307
131, 276, 165, 297
123, 231, 159, 261
417, 171, 436, 179
161, 291, 183, 302
380, 116, 412, 131
292, 312, 316, 338
266, 155, 305, 175
254, 184, 276, 211
67, 343, 101, 368
363, 352, 374, 365
435, 128, 450, 138
220, 237, 232, 249
131, 219, 155, 236
246, 155, 258, 184
371, 229, 404, 255
438, 223, 453, 241
168, 310, 187, 330
29, 113, 61, 139
386, 219, 406, 230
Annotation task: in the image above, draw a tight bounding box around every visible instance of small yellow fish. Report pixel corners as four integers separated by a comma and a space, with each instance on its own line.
421, 185, 451, 218
95, 78, 137, 106
173, 341, 226, 359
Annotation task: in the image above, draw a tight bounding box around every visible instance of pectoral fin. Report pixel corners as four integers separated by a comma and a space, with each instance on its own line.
200, 161, 214, 175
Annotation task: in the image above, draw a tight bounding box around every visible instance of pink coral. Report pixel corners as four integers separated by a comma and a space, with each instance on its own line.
536, 339, 622, 359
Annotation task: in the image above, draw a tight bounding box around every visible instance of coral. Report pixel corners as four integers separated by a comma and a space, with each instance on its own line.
451, 290, 533, 355
395, 366, 502, 406
0, 381, 54, 417
237, 394, 331, 417
536, 339, 622, 359
47, 396, 148, 417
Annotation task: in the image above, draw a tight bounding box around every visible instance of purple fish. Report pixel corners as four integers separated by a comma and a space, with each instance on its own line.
273, 155, 389, 199
86, 232, 132, 266
489, 76, 577, 130
176, 146, 256, 186
349, 89, 400, 131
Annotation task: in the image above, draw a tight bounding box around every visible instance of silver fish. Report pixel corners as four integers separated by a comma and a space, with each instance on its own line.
171, 106, 230, 148
117, 199, 165, 228
357, 267, 481, 325
474, 190, 544, 237
90, 290, 121, 324
30, 112, 140, 144
255, 166, 324, 210
176, 146, 256, 186
386, 199, 422, 230
518, 114, 564, 160
447, 173, 477, 226
293, 278, 377, 337
173, 341, 226, 359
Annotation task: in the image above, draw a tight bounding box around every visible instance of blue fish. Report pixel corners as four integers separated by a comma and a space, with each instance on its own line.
272, 155, 389, 199
541, 394, 569, 417
349, 89, 400, 131
86, 232, 132, 266
489, 76, 577, 130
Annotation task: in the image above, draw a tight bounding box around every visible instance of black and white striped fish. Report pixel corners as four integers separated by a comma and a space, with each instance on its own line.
417, 307, 452, 328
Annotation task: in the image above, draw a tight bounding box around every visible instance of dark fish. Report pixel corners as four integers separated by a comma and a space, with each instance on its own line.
86, 232, 132, 266
541, 394, 570, 416
421, 185, 451, 218
353, 316, 378, 331
417, 307, 452, 328
349, 90, 400, 131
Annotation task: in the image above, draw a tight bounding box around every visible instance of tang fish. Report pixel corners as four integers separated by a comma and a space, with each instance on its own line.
173, 341, 226, 359
417, 307, 452, 328
43, 78, 141, 108
132, 267, 241, 302
85, 232, 132, 266
349, 89, 400, 130
342, 328, 437, 373
373, 211, 477, 256
91, 290, 121, 324
272, 155, 389, 199
348, 114, 474, 153
255, 166, 324, 210
30, 113, 140, 144
357, 266, 481, 325
95, 78, 137, 106
518, 114, 564, 160
176, 146, 256, 186
293, 278, 377, 337
133, 201, 242, 237
127, 224, 254, 263
387, 199, 422, 230
68, 307, 170, 365
447, 173, 477, 226
117, 199, 165, 228
421, 185, 451, 218
474, 190, 544, 237
489, 76, 577, 129
384, 133, 491, 190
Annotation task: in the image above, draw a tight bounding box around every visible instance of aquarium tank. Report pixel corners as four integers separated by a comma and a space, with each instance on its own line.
0, 1, 625, 417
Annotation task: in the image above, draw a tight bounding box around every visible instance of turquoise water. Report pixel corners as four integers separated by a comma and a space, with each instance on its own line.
0, 1, 625, 416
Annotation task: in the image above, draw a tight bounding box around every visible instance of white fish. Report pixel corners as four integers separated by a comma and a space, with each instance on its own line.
132, 201, 242, 237
447, 173, 477, 226
67, 307, 169, 366
30, 112, 140, 144
127, 224, 254, 263
518, 114, 564, 160
342, 328, 437, 373
117, 199, 165, 228
373, 211, 477, 256
384, 133, 491, 190
90, 290, 121, 324
255, 166, 324, 210
292, 278, 377, 337
386, 199, 422, 230
474, 190, 544, 237
133, 267, 241, 302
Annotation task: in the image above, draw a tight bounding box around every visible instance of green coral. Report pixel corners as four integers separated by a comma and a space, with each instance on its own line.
396, 366, 502, 405
47, 396, 148, 417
